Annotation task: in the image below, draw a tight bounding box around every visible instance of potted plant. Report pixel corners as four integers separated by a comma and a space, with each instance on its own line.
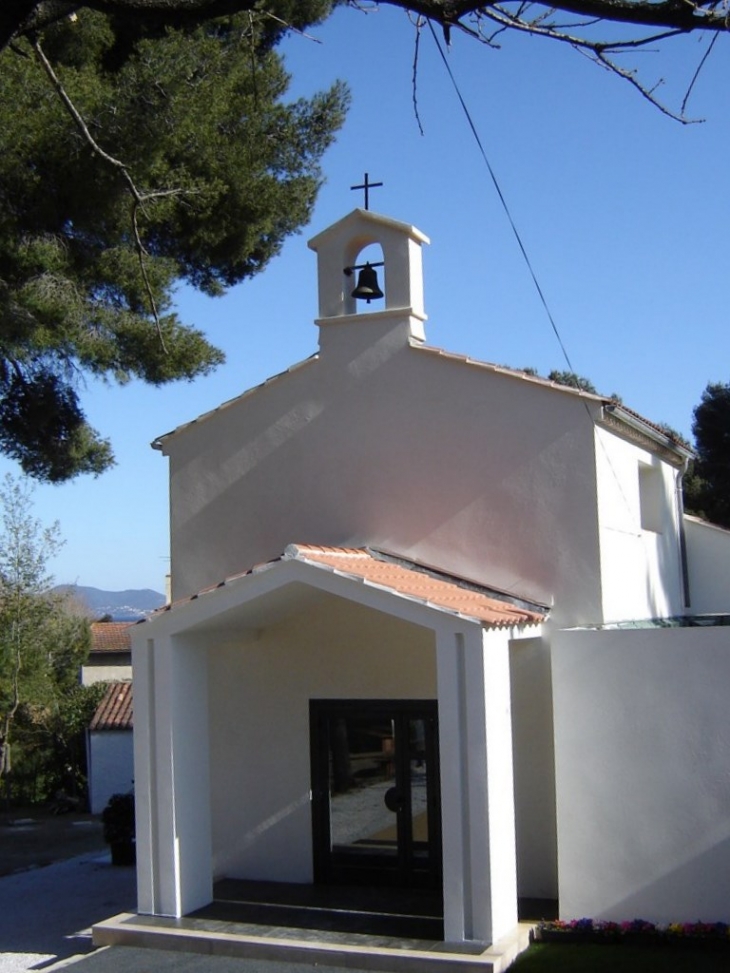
102, 792, 135, 865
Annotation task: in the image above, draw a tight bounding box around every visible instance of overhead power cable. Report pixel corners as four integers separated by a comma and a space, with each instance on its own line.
427, 21, 640, 526
427, 20, 576, 375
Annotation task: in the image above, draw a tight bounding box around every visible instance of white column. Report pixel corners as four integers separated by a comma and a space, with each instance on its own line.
132, 632, 212, 917
437, 625, 518, 945
132, 636, 156, 915
482, 627, 519, 940
133, 634, 179, 915
170, 635, 213, 914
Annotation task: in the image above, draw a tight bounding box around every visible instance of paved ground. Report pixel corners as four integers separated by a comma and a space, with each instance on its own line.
0, 811, 107, 878
0, 849, 136, 973
0, 851, 394, 973
0, 842, 403, 973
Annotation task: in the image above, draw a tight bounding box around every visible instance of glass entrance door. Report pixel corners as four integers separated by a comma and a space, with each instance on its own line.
310, 700, 441, 888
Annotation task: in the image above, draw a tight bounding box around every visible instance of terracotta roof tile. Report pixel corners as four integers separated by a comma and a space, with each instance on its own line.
90, 681, 133, 731
287, 546, 546, 627
156, 546, 546, 628
90, 622, 134, 653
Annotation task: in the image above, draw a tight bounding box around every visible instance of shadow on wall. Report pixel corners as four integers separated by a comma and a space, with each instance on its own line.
594, 831, 730, 926
173, 341, 599, 612
642, 509, 684, 620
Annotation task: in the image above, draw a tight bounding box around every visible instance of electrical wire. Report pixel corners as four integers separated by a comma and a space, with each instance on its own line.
427, 20, 576, 375
427, 20, 640, 527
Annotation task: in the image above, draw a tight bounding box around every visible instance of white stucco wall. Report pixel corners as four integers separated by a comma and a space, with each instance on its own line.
163, 333, 607, 627
509, 636, 558, 899
684, 515, 730, 614
81, 663, 132, 686
595, 427, 684, 623
207, 593, 437, 883
88, 730, 134, 814
551, 625, 730, 923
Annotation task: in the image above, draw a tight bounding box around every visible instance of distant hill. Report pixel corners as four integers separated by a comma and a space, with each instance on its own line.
54, 585, 166, 621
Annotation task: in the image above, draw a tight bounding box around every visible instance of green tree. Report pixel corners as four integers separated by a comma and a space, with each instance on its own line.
547, 371, 598, 394
0, 474, 94, 803
686, 383, 730, 529
0, 8, 347, 482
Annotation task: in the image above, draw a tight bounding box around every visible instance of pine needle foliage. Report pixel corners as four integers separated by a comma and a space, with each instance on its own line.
0, 6, 348, 481
687, 382, 730, 529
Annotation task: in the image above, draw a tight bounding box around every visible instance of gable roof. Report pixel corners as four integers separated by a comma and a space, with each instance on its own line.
90, 681, 133, 731
307, 208, 430, 250
90, 621, 134, 653
155, 544, 547, 629
150, 341, 690, 464
152, 355, 317, 450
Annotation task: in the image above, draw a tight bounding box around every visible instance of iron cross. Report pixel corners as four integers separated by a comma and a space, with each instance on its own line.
350, 173, 383, 211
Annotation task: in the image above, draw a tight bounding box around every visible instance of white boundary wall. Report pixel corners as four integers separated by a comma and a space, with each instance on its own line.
684, 515, 730, 614
88, 730, 134, 814
551, 625, 730, 924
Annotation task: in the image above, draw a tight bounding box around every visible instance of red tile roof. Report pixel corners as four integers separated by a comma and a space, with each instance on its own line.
156, 545, 547, 629
90, 622, 134, 653
90, 682, 133, 731
288, 546, 546, 627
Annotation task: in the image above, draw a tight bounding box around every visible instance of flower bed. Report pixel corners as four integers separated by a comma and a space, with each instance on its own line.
532, 918, 730, 949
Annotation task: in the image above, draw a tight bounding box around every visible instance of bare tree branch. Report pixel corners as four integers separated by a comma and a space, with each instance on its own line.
2, 0, 727, 132
681, 29, 720, 114
2, 0, 729, 55
462, 5, 700, 119
411, 13, 426, 135
375, 0, 729, 32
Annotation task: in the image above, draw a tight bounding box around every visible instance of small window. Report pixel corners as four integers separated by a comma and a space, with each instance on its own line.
639, 464, 664, 533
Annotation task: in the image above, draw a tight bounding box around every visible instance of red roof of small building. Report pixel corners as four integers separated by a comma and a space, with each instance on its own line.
90, 622, 134, 653
90, 681, 133, 731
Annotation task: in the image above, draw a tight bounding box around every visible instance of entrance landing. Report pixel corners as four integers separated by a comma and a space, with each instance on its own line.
93, 880, 536, 973
194, 879, 444, 940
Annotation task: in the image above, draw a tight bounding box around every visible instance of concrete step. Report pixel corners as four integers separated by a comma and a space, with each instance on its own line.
93, 912, 534, 973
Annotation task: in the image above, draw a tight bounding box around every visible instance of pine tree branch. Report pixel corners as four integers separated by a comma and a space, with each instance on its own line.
30, 36, 202, 351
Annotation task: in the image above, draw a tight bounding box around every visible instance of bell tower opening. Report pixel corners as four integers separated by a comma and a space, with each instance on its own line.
346, 242, 386, 312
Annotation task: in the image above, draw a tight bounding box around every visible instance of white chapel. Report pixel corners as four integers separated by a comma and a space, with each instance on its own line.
124, 207, 730, 948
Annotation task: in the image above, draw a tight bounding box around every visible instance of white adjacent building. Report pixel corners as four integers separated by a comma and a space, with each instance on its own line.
85, 623, 134, 814
131, 208, 730, 945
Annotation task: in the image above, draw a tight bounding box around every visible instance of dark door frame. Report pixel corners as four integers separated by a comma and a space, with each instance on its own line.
309, 698, 441, 889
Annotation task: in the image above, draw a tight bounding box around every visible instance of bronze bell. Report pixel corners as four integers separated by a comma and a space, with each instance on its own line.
351, 263, 384, 303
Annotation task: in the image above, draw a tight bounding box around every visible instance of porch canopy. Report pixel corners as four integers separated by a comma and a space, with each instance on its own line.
132, 545, 545, 946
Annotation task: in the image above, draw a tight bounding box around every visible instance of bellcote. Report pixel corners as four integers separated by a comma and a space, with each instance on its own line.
307, 209, 429, 344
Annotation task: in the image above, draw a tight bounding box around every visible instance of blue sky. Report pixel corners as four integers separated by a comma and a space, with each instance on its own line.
3, 6, 729, 594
